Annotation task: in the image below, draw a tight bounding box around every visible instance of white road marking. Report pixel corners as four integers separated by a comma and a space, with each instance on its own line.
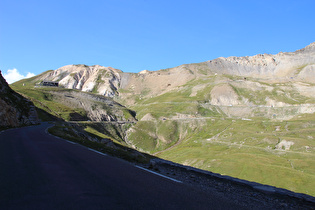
88, 148, 107, 156
135, 165, 182, 183
66, 140, 76, 144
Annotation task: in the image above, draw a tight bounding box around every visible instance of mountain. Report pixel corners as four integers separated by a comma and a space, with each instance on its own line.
10, 42, 315, 197
24, 43, 314, 97
0, 71, 39, 128
29, 43, 315, 106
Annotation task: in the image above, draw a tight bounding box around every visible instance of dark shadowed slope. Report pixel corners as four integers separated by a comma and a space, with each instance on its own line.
0, 71, 38, 128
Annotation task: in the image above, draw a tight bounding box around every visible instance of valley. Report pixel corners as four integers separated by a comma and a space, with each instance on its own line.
9, 43, 315, 197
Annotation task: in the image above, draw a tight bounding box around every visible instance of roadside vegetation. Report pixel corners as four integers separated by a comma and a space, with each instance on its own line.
48, 122, 153, 164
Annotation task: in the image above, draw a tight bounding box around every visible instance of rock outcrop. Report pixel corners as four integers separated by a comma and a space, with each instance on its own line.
0, 71, 39, 128
48, 90, 137, 122
206, 42, 315, 81
210, 84, 240, 106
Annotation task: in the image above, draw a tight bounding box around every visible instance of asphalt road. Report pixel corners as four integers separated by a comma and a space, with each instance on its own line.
0, 123, 243, 210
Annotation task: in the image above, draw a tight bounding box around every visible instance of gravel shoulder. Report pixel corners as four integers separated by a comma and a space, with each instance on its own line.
141, 158, 315, 210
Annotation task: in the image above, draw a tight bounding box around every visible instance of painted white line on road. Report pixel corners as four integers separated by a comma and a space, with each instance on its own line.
88, 148, 107, 156
135, 166, 182, 183
66, 140, 76, 144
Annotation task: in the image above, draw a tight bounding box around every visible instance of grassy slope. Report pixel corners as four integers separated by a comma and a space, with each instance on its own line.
11, 74, 81, 120
11, 86, 87, 121
128, 77, 219, 119
122, 75, 315, 196
156, 117, 315, 196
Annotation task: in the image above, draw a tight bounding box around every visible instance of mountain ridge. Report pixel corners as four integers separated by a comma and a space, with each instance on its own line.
205, 42, 315, 80
32, 42, 315, 98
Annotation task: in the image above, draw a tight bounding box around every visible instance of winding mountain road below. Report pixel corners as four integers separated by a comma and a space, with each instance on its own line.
0, 123, 243, 210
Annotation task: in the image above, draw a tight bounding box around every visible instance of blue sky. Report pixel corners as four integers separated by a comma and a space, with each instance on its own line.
0, 0, 314, 83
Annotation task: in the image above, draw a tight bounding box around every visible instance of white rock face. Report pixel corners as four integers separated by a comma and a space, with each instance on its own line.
41, 65, 122, 97
275, 140, 294, 151
210, 84, 240, 106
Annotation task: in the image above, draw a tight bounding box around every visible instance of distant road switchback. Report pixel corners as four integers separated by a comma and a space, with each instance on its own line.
0, 123, 242, 210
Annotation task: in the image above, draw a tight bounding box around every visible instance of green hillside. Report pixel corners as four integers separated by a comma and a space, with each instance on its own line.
121, 74, 315, 196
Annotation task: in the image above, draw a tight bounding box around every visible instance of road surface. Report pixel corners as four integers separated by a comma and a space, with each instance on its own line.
0, 123, 243, 209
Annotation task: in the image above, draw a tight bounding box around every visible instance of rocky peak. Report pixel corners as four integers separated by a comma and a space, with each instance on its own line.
296, 42, 315, 52
0, 70, 10, 93
40, 65, 122, 97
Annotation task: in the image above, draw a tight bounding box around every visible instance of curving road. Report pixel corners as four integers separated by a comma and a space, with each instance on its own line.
0, 123, 243, 210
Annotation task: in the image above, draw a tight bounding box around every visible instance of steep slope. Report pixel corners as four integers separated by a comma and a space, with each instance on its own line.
0, 71, 38, 128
